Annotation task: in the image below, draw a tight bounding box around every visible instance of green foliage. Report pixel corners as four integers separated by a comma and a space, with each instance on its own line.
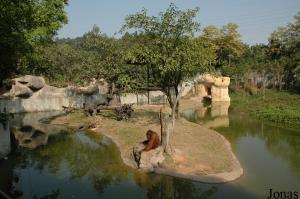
228, 12, 300, 91
0, 0, 68, 84
121, 3, 215, 113
267, 12, 300, 88
1, 1, 298, 97
36, 43, 97, 86
231, 90, 300, 128
200, 23, 244, 67
23, 25, 124, 87
117, 74, 140, 93
254, 106, 300, 126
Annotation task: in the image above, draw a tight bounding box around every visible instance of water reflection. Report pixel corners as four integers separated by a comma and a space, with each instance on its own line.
1, 111, 217, 198
0, 127, 223, 199
1, 130, 129, 198
217, 113, 300, 180
182, 101, 230, 129
135, 176, 218, 199
1, 109, 299, 199
182, 103, 300, 198
0, 122, 10, 159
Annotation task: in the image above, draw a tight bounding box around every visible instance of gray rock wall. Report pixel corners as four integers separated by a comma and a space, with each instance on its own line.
0, 76, 108, 113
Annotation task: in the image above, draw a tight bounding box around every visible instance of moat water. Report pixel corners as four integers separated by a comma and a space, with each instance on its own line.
0, 104, 299, 199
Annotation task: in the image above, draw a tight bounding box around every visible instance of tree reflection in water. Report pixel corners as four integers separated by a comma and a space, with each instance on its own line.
134, 173, 218, 199
216, 113, 300, 179
2, 128, 220, 199
3, 107, 299, 199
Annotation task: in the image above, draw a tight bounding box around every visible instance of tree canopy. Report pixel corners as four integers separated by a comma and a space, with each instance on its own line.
121, 3, 216, 117
1, 2, 299, 94
0, 0, 68, 85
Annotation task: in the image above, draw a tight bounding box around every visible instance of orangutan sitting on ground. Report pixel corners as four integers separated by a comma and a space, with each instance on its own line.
142, 130, 160, 151
133, 130, 160, 166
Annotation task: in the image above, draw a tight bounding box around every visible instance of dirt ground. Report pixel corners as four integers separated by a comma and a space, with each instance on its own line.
51, 99, 243, 182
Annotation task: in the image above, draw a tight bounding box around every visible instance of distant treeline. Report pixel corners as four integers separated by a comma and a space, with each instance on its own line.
1, 1, 299, 94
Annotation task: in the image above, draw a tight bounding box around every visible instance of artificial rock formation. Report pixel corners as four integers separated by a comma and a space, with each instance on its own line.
10, 111, 68, 149
0, 76, 109, 113
139, 146, 165, 171
196, 74, 230, 102
183, 74, 230, 102
10, 75, 46, 98
133, 143, 165, 171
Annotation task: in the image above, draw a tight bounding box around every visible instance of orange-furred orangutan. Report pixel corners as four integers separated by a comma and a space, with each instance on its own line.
142, 130, 160, 151
132, 130, 161, 167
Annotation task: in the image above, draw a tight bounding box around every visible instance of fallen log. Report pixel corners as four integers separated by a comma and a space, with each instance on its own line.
97, 104, 134, 121
62, 106, 76, 114
83, 104, 134, 121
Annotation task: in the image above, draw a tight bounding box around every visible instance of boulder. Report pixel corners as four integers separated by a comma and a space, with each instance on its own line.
98, 78, 109, 95
11, 82, 33, 98
14, 75, 46, 90
73, 84, 98, 95
139, 146, 165, 171
133, 143, 165, 171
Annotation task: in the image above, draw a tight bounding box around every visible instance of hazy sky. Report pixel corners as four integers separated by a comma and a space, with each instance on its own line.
57, 0, 300, 45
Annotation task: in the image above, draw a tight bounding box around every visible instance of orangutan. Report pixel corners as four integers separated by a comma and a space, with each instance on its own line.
133, 130, 161, 166
142, 130, 160, 151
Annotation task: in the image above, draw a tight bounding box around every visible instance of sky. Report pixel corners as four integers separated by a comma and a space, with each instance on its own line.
57, 0, 300, 45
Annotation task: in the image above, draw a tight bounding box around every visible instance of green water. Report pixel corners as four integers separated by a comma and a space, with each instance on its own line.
182, 105, 300, 199
0, 107, 299, 199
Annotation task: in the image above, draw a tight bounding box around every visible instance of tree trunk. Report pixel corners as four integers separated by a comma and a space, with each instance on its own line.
235, 74, 239, 89
278, 72, 283, 91
111, 81, 115, 95
160, 82, 184, 155
175, 101, 180, 119
174, 86, 180, 119
159, 109, 173, 155
262, 71, 266, 100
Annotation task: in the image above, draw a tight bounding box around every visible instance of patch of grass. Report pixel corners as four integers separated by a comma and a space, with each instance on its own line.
231, 90, 300, 129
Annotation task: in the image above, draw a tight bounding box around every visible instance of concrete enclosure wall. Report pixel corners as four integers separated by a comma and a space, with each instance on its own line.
120, 91, 166, 105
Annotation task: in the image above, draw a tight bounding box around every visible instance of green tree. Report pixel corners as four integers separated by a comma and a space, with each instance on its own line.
201, 23, 244, 68
0, 0, 68, 85
38, 43, 96, 86
122, 4, 215, 117
268, 12, 300, 89
36, 25, 127, 88
121, 4, 215, 153
79, 25, 129, 93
